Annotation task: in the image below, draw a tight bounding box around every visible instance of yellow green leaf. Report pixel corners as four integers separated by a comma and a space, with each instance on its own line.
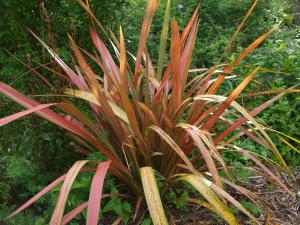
140, 167, 168, 225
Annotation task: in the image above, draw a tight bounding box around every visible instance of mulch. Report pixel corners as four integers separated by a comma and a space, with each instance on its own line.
172, 167, 300, 225
254, 167, 300, 225
111, 167, 300, 225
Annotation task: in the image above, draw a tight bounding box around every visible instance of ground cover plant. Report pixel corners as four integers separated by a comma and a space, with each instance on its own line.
1, 0, 300, 224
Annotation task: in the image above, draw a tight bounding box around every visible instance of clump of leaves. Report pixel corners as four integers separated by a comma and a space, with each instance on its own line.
1, 0, 299, 224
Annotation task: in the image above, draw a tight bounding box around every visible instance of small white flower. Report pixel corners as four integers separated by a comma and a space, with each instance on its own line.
177, 3, 184, 9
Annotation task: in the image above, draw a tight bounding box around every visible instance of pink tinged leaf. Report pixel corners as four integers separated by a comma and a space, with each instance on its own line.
89, 27, 120, 84
62, 202, 88, 225
196, 66, 218, 97
6, 168, 96, 220
202, 67, 260, 131
62, 194, 129, 225
64, 115, 86, 132
86, 161, 111, 225
0, 83, 91, 140
240, 127, 271, 150
170, 19, 181, 109
0, 83, 87, 136
233, 147, 294, 196
74, 65, 88, 88
158, 66, 171, 91
0, 83, 118, 162
0, 103, 56, 127
29, 30, 88, 91
193, 103, 220, 127
112, 217, 123, 225
210, 183, 260, 224
181, 5, 200, 46
50, 160, 90, 225
80, 47, 118, 89
178, 124, 222, 187
144, 50, 156, 96
179, 17, 199, 90
133, 0, 160, 84
6, 174, 66, 219
207, 22, 282, 95
214, 93, 284, 144
119, 27, 128, 92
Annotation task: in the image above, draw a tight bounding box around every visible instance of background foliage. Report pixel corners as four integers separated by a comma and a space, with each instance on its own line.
0, 0, 299, 224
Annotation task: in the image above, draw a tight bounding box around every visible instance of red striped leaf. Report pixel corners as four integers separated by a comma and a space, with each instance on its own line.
50, 160, 90, 225
86, 161, 111, 225
6, 168, 96, 220
29, 30, 88, 91
133, 0, 160, 84
202, 67, 259, 130
0, 103, 55, 127
62, 194, 129, 225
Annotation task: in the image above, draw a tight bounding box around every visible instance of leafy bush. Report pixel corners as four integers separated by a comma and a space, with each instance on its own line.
0, 0, 299, 224
122, 0, 293, 67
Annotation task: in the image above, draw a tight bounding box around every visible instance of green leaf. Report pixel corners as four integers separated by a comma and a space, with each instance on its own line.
122, 202, 132, 223
102, 197, 122, 215
34, 217, 46, 225
122, 202, 131, 213
141, 218, 152, 225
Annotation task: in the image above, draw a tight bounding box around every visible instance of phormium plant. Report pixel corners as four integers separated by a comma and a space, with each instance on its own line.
1, 0, 299, 224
